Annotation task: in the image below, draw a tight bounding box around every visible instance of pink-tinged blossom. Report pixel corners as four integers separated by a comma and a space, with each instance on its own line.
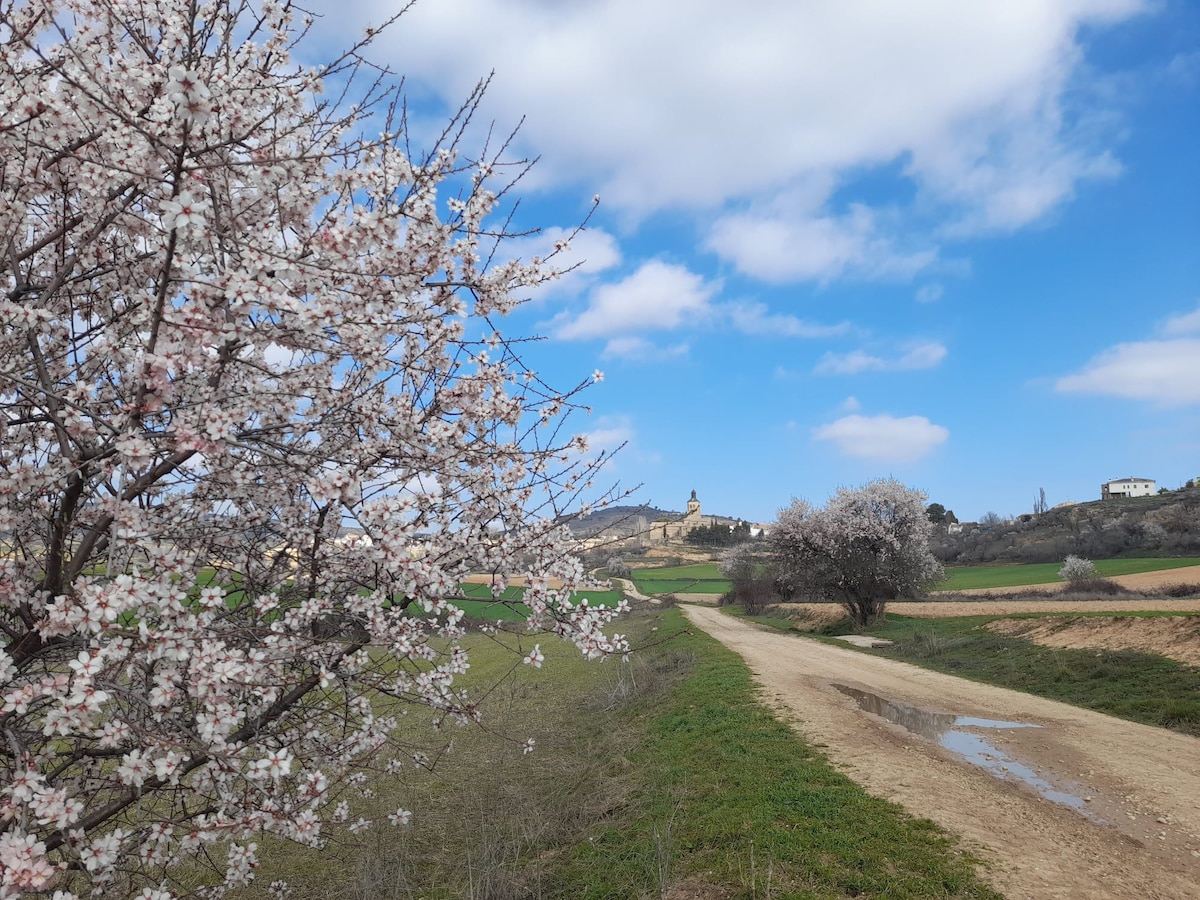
0, 832, 59, 890
522, 645, 545, 668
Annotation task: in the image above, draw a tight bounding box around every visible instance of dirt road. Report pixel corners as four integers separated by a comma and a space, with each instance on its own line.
682, 604, 1200, 900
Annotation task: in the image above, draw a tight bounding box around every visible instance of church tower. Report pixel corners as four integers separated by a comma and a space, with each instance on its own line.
686, 489, 701, 520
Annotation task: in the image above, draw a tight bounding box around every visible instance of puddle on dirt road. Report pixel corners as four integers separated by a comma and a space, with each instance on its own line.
833, 684, 1099, 820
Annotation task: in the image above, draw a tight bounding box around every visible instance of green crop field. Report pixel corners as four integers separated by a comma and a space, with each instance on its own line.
630, 563, 731, 594
633, 563, 722, 581
937, 557, 1200, 591
454, 583, 625, 621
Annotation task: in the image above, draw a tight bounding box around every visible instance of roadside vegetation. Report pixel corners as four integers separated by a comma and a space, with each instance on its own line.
237, 607, 1001, 899
868, 614, 1200, 737
729, 607, 1200, 738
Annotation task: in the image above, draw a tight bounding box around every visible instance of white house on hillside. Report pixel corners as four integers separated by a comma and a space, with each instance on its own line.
1101, 477, 1156, 499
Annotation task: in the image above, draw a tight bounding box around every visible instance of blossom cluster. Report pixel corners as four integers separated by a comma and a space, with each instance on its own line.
0, 2, 628, 896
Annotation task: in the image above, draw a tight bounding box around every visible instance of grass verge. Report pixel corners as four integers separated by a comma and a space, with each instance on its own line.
235, 607, 1000, 899
538, 610, 1001, 898
861, 614, 1200, 737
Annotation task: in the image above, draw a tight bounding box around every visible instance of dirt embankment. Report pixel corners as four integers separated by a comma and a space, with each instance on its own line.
986, 615, 1200, 666
683, 604, 1200, 900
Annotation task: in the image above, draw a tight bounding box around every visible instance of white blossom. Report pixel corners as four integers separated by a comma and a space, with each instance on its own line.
0, 2, 628, 895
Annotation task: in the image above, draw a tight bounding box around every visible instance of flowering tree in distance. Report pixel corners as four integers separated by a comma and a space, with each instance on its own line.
1059, 555, 1099, 583
0, 2, 628, 895
770, 479, 944, 628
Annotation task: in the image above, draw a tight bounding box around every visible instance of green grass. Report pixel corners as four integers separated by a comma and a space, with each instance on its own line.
234, 608, 1000, 899
631, 563, 731, 595
937, 557, 1200, 591
633, 563, 723, 581
453, 584, 625, 621
858, 614, 1200, 736
552, 610, 1000, 898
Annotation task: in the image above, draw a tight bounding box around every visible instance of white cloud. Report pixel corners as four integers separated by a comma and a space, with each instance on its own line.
813, 414, 949, 462
724, 301, 849, 338
581, 415, 636, 457
916, 283, 945, 303
815, 341, 947, 375
551, 260, 720, 340
1055, 339, 1200, 406
601, 337, 689, 360
353, 0, 1145, 231
707, 203, 937, 284
841, 396, 862, 412
506, 226, 622, 300
1162, 304, 1200, 336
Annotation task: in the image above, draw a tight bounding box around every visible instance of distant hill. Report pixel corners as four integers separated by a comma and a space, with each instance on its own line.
934, 487, 1200, 565
563, 504, 678, 539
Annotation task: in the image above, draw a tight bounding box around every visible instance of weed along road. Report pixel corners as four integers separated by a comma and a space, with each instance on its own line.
682, 604, 1200, 900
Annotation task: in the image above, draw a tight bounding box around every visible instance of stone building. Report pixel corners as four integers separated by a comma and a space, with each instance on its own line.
649, 490, 720, 543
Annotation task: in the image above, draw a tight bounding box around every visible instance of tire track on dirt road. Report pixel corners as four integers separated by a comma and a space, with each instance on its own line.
682, 604, 1200, 900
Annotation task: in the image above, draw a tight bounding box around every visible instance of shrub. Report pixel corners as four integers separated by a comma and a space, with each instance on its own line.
1062, 577, 1121, 596
1159, 582, 1200, 598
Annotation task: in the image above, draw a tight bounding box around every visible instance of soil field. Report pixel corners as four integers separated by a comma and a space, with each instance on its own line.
683, 604, 1200, 900
778, 598, 1200, 627
940, 564, 1200, 596
986, 615, 1200, 666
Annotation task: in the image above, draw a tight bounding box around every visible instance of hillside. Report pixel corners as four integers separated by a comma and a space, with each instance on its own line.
563, 504, 678, 539
934, 487, 1200, 565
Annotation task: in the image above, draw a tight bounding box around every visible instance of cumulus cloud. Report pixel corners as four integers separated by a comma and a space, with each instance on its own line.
707, 203, 938, 283
1162, 304, 1200, 336
550, 260, 720, 340
815, 341, 948, 375
551, 266, 849, 351
724, 301, 850, 338
351, 0, 1144, 234
1055, 339, 1200, 406
507, 226, 622, 300
813, 414, 949, 462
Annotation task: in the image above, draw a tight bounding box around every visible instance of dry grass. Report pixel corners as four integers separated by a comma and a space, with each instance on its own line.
229, 617, 693, 899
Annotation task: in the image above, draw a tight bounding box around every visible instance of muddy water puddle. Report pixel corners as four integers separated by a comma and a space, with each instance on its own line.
833, 684, 1099, 820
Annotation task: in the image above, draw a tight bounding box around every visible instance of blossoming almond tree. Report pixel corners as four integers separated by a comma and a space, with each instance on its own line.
0, 2, 628, 896
770, 479, 944, 627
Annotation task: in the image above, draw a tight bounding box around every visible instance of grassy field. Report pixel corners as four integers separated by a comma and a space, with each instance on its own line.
630, 562, 730, 595
627, 557, 1200, 595
454, 584, 625, 621
937, 557, 1200, 591
235, 607, 1000, 898
785, 612, 1200, 736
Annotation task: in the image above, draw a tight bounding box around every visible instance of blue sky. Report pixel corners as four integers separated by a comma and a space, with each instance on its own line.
330, 0, 1199, 524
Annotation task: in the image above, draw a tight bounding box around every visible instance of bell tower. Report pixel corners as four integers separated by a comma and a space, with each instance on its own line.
686, 489, 701, 519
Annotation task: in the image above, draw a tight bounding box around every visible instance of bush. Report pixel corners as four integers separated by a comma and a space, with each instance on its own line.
1059, 554, 1098, 583
1159, 582, 1200, 598
1061, 577, 1121, 596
